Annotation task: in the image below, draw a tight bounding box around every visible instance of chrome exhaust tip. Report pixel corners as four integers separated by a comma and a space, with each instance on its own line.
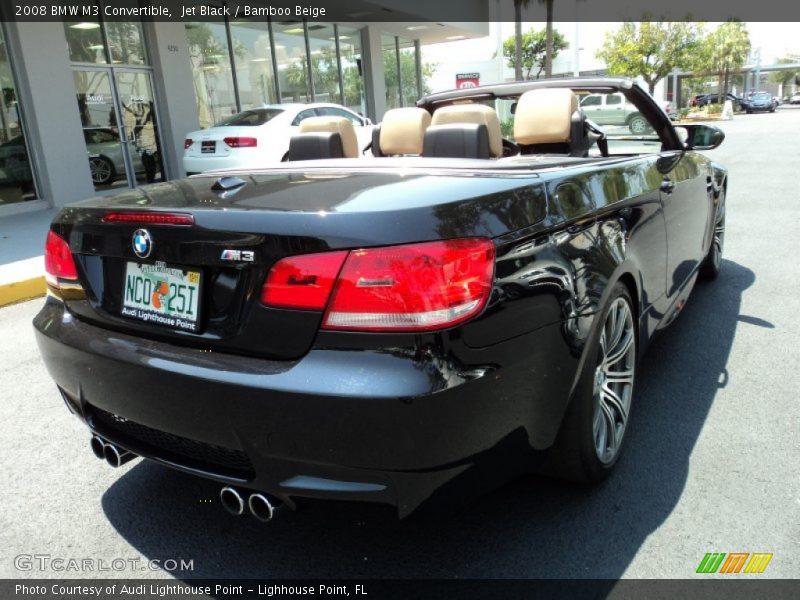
103, 442, 136, 468
219, 486, 245, 516
248, 493, 280, 523
90, 435, 106, 460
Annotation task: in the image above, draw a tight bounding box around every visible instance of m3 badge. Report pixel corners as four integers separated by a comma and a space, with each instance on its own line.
220, 249, 255, 262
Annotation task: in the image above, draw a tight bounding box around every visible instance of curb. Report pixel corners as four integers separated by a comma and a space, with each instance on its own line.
0, 276, 46, 308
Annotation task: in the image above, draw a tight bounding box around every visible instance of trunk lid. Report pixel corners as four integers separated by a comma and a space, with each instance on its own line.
54, 164, 547, 359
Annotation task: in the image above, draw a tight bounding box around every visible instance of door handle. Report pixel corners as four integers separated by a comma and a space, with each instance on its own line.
660, 179, 675, 194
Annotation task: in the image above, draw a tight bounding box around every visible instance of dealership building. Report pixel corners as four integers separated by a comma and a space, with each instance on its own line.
0, 2, 487, 222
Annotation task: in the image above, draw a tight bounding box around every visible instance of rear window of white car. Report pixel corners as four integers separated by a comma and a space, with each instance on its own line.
216, 109, 284, 127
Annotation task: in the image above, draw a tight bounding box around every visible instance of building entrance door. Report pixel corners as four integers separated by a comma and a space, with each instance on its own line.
73, 67, 164, 192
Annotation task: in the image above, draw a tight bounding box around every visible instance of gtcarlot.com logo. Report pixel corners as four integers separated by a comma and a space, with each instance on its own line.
696, 552, 773, 574
14, 554, 194, 573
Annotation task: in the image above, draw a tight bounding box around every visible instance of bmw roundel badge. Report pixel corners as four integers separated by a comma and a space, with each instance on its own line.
132, 229, 152, 259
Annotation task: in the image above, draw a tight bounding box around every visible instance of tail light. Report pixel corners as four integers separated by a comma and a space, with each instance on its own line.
44, 230, 78, 287
261, 251, 348, 310
223, 136, 257, 148
184, 138, 193, 150
261, 238, 495, 332
102, 212, 194, 225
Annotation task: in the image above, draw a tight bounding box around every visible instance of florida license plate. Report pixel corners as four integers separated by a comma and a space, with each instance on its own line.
121, 261, 201, 332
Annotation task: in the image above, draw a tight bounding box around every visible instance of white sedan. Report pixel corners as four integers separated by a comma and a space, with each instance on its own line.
183, 103, 373, 174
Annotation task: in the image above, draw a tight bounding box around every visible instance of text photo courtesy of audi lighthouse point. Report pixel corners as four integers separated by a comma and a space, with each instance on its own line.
0, 0, 798, 598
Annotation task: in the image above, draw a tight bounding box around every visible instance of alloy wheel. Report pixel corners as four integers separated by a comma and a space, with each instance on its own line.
592, 297, 636, 464
89, 157, 112, 184
712, 212, 725, 271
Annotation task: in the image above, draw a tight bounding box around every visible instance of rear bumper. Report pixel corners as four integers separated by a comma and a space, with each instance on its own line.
34, 299, 574, 517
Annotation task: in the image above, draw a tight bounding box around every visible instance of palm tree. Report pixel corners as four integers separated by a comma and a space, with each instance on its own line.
512, 0, 531, 81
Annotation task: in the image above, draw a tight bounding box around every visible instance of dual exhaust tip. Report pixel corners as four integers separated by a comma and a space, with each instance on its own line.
220, 486, 280, 523
90, 437, 277, 522
90, 435, 136, 468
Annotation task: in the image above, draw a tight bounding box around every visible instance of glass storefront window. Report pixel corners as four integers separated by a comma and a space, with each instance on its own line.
382, 34, 400, 110
230, 20, 278, 110
274, 22, 310, 103
338, 27, 365, 116
307, 23, 340, 104
106, 21, 148, 65
185, 22, 238, 128
0, 27, 37, 204
399, 37, 419, 107
64, 19, 106, 64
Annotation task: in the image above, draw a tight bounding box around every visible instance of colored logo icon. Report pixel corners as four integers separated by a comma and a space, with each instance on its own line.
697, 552, 773, 574
132, 229, 152, 259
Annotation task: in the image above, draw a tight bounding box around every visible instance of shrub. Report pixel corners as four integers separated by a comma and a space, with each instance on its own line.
707, 103, 723, 115
501, 117, 515, 139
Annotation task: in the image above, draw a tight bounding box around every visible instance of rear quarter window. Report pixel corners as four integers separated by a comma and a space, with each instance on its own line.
216, 109, 284, 127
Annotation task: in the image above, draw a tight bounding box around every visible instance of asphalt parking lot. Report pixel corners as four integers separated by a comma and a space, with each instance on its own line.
1, 106, 798, 581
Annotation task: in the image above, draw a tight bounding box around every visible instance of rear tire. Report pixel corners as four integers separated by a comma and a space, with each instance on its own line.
544, 283, 637, 483
700, 191, 725, 280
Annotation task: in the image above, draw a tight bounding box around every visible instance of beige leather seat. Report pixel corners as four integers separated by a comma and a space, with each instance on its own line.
298, 116, 359, 158
431, 103, 503, 158
514, 88, 589, 156
377, 107, 431, 156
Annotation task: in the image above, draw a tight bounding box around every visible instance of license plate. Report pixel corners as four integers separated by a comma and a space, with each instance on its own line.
121, 261, 201, 332
201, 141, 216, 154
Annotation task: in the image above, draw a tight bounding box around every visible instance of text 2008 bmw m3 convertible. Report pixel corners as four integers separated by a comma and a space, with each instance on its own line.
34, 78, 727, 520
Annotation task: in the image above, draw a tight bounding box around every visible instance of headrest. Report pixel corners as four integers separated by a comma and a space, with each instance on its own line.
287, 132, 344, 161
514, 88, 579, 146
299, 116, 358, 158
379, 107, 431, 155
422, 123, 490, 159
431, 104, 502, 158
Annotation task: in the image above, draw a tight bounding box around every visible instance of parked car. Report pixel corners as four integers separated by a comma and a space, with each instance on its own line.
660, 100, 678, 120
791, 92, 800, 105
0, 135, 34, 186
579, 91, 652, 133
35, 78, 728, 520
688, 94, 707, 107
84, 128, 144, 185
742, 91, 778, 113
695, 93, 741, 109
183, 103, 373, 174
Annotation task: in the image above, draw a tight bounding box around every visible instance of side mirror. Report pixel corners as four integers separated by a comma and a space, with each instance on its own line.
363, 117, 373, 126
677, 124, 725, 150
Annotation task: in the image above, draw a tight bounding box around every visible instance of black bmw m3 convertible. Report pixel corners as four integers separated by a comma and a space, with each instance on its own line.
34, 78, 727, 520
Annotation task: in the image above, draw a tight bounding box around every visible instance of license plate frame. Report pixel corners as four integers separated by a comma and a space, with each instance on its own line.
121, 261, 202, 332
201, 140, 216, 154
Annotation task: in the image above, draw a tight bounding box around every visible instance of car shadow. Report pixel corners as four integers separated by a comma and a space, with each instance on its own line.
101, 259, 761, 580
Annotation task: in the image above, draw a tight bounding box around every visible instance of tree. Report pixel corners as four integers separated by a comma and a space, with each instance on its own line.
512, 0, 532, 81
702, 21, 750, 98
503, 28, 568, 80
597, 19, 705, 95
770, 55, 800, 89
384, 48, 435, 109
